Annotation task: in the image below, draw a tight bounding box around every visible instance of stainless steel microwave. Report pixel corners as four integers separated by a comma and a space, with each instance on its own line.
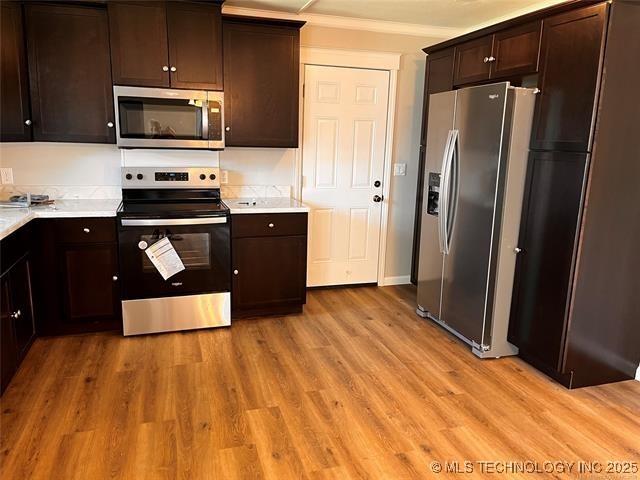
113, 86, 224, 149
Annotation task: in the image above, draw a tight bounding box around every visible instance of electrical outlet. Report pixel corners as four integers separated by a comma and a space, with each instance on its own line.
393, 163, 406, 176
0, 168, 14, 185
220, 170, 228, 184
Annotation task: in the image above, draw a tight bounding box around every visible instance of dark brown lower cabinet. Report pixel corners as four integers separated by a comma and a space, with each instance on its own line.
231, 213, 307, 317
508, 151, 588, 384
1, 235, 36, 395
35, 218, 121, 335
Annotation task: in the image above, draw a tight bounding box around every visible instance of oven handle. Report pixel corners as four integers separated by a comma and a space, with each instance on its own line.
121, 217, 227, 226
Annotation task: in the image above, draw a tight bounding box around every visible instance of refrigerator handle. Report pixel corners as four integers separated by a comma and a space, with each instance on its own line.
445, 130, 460, 255
438, 130, 454, 254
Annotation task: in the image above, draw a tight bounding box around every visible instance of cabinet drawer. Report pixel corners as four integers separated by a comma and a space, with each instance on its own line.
232, 213, 307, 238
54, 218, 116, 244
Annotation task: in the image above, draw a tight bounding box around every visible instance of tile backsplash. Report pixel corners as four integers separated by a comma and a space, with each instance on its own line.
0, 184, 122, 200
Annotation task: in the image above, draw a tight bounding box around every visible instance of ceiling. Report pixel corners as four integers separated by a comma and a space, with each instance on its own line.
223, 0, 566, 31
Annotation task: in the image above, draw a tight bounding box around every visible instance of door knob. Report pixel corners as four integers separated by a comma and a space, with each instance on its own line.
233, 269, 239, 275
112, 275, 118, 281
488, 56, 496, 62
107, 122, 114, 128
483, 56, 490, 63
225, 126, 230, 132
373, 195, 382, 203
170, 66, 177, 72
162, 66, 169, 72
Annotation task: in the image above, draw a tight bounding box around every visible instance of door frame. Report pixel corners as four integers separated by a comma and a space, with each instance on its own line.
297, 47, 400, 286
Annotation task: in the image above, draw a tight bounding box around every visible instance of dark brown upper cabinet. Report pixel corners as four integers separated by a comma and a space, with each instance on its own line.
108, 1, 170, 87
223, 16, 304, 148
454, 21, 541, 86
453, 36, 493, 86
25, 4, 115, 143
109, 1, 223, 90
166, 2, 223, 90
530, 4, 608, 152
491, 21, 541, 78
0, 2, 32, 142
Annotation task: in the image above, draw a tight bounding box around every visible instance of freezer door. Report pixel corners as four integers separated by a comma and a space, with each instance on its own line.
417, 91, 456, 317
440, 83, 509, 345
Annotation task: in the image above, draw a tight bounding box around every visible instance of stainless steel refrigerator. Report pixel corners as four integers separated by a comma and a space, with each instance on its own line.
416, 82, 535, 358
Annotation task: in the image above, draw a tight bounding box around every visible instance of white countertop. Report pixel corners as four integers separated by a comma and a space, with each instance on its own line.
224, 197, 310, 214
0, 199, 121, 241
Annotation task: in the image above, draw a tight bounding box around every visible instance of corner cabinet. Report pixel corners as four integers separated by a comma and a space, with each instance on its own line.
231, 213, 307, 317
0, 2, 32, 142
25, 4, 115, 143
223, 16, 305, 147
1, 225, 36, 395
108, 1, 223, 90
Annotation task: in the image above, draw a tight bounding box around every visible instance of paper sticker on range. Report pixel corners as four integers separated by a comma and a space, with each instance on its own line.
144, 237, 185, 280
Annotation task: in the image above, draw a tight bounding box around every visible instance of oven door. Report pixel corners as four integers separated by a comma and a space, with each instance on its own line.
114, 86, 210, 149
118, 216, 230, 300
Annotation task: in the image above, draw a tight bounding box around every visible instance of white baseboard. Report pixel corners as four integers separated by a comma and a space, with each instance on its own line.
636, 364, 640, 381
380, 275, 411, 286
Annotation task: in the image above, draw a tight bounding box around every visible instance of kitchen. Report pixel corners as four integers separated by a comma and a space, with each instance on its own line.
1, 0, 639, 478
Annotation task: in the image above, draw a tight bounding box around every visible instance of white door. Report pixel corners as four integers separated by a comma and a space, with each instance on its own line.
302, 65, 390, 286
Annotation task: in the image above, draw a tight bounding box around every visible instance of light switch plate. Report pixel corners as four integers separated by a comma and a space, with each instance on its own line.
0, 168, 14, 185
393, 163, 406, 176
220, 170, 228, 184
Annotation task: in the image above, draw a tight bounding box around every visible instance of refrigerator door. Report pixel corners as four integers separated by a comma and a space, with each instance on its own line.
440, 82, 509, 346
417, 91, 456, 317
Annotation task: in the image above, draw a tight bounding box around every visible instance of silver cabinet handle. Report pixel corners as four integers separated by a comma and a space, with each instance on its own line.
107, 122, 114, 128
170, 66, 177, 72
488, 56, 496, 62
233, 269, 239, 275
533, 88, 541, 95
83, 227, 90, 233
483, 56, 490, 63
162, 66, 169, 72
514, 247, 522, 253
268, 223, 274, 228
112, 275, 118, 281
225, 126, 230, 132
10, 310, 21, 319
24, 119, 32, 126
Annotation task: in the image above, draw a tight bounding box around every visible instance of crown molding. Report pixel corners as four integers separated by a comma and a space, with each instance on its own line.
463, 0, 567, 33
221, 5, 464, 39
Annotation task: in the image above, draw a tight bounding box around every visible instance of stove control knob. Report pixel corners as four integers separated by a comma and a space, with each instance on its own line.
200, 174, 206, 180
125, 173, 133, 180
137, 173, 144, 180
210, 174, 216, 180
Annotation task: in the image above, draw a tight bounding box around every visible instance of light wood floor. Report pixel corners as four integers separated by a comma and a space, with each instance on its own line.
1, 285, 639, 479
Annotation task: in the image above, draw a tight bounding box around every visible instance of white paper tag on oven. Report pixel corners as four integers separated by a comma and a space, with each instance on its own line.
145, 237, 185, 280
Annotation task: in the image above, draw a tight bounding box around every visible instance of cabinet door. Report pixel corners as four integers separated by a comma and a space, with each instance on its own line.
59, 243, 121, 331
1, 274, 17, 395
412, 48, 455, 284
25, 4, 115, 143
508, 151, 588, 373
9, 257, 35, 361
223, 20, 301, 147
453, 36, 492, 86
108, 1, 170, 87
0, 2, 32, 142
491, 21, 542, 79
167, 2, 223, 90
530, 4, 608, 151
232, 235, 306, 314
